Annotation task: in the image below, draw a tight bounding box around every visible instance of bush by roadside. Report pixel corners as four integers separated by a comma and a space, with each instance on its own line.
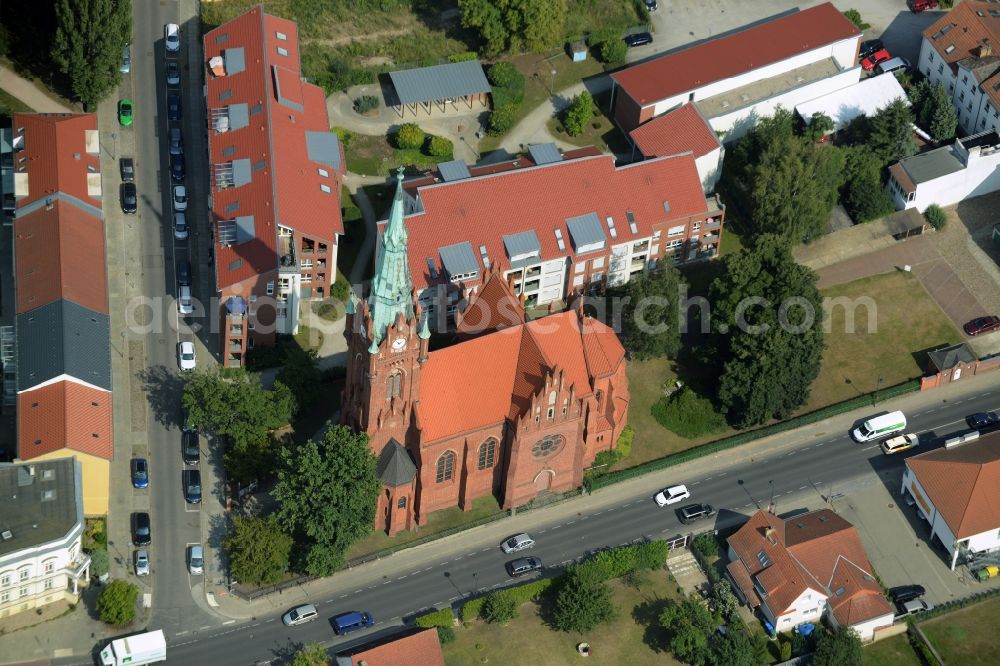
652, 387, 728, 439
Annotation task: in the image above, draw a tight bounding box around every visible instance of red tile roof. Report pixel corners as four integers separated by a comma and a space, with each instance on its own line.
15, 200, 108, 315
203, 8, 343, 290
11, 114, 101, 209
404, 146, 604, 191
398, 153, 706, 292
629, 103, 721, 159
17, 381, 113, 460
611, 3, 860, 106
906, 431, 1000, 539
342, 628, 445, 666
455, 264, 526, 338
922, 1, 1000, 73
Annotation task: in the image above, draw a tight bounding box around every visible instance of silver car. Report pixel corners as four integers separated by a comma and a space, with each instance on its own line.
188, 544, 204, 575
134, 549, 150, 576
282, 604, 318, 626
165, 60, 180, 87
500, 533, 535, 554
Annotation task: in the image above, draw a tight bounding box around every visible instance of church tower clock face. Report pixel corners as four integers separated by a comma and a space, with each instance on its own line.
392, 336, 407, 351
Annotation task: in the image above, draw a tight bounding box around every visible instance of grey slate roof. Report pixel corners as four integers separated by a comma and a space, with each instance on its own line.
927, 343, 977, 372
528, 143, 563, 165
565, 212, 608, 254
305, 131, 342, 171
389, 60, 491, 105
17, 300, 111, 391
0, 458, 81, 558
897, 145, 965, 185
438, 159, 471, 182
377, 440, 417, 487
235, 215, 256, 244
439, 241, 479, 277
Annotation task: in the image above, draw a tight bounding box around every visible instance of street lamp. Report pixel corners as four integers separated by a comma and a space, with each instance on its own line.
873, 374, 884, 405
551, 69, 557, 94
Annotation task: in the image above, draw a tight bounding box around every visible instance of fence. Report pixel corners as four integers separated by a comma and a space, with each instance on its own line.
232, 574, 317, 602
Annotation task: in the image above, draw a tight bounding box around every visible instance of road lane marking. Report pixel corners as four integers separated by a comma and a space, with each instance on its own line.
175, 630, 189, 636
222, 620, 234, 625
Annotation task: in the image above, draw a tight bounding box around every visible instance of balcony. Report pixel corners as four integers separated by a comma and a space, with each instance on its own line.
630, 257, 646, 270
65, 554, 91, 579
317, 259, 327, 269
632, 240, 650, 253
229, 324, 244, 337
227, 353, 243, 365
524, 266, 541, 279
301, 239, 316, 255
318, 243, 328, 255
230, 339, 244, 352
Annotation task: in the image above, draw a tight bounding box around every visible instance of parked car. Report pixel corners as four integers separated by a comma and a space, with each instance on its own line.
500, 533, 535, 554
131, 458, 149, 489
963, 315, 1000, 336
897, 598, 934, 617
184, 469, 202, 504
178, 285, 193, 315
967, 411, 1000, 429
134, 549, 149, 576
168, 127, 183, 155
178, 341, 196, 371
188, 544, 204, 575
908, 0, 938, 12
282, 604, 318, 626
164, 23, 180, 52
624, 32, 653, 48
177, 258, 192, 286
167, 92, 182, 121
859, 39, 885, 61
861, 48, 891, 71
182, 429, 200, 464
645, 0, 658, 10
120, 183, 137, 214
170, 153, 185, 181
889, 584, 926, 604
118, 99, 133, 126
875, 56, 910, 76
678, 503, 716, 524
119, 157, 135, 182
174, 211, 189, 240
331, 611, 375, 635
172, 185, 187, 212
165, 60, 180, 87
505, 556, 543, 577
131, 512, 151, 546
654, 484, 690, 507
120, 45, 131, 74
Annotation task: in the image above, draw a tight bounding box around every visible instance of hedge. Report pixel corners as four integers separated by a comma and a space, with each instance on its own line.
913, 585, 1000, 622
584, 379, 920, 492
415, 607, 454, 628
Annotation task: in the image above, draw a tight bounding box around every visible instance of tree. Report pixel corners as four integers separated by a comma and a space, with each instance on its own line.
274, 426, 380, 576
712, 630, 769, 666
276, 346, 321, 413
289, 642, 329, 666
651, 387, 727, 438
459, 0, 567, 56
89, 547, 109, 578
659, 597, 716, 665
487, 61, 520, 88
488, 102, 518, 136
51, 0, 131, 109
552, 566, 616, 633
224, 515, 293, 586
96, 579, 139, 626
599, 38, 627, 65
812, 626, 863, 666
711, 579, 741, 624
868, 99, 917, 164
395, 123, 425, 150
708, 235, 825, 427
562, 90, 594, 137
481, 590, 518, 624
803, 112, 835, 141
844, 175, 894, 223
924, 203, 947, 229
612, 258, 685, 360
911, 80, 957, 142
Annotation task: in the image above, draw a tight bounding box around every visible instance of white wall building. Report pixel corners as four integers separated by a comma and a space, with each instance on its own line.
887, 130, 1000, 212
901, 430, 1000, 570
0, 458, 90, 618
795, 73, 908, 133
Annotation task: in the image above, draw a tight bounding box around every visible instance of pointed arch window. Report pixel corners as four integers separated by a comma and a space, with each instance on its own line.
387, 371, 402, 400
436, 451, 456, 483
478, 438, 497, 470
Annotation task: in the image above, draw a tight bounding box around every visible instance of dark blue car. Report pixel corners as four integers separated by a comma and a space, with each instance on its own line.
131, 458, 149, 489
967, 411, 999, 429
167, 92, 182, 121
170, 153, 185, 181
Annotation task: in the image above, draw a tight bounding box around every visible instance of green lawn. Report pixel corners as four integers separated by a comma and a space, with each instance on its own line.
444, 571, 684, 665
0, 87, 33, 119
340, 129, 454, 177
863, 633, 921, 666
921, 597, 1000, 664
345, 494, 504, 561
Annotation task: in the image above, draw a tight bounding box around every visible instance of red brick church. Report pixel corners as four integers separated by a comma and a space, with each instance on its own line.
342, 171, 631, 535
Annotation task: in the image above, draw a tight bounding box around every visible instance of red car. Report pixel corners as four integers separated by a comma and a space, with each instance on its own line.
964, 315, 1000, 336
862, 49, 891, 71
909, 0, 938, 13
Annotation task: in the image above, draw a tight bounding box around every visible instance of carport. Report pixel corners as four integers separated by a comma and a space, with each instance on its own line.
388, 60, 491, 118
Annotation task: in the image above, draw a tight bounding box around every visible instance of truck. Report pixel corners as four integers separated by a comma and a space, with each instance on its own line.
99, 629, 166, 666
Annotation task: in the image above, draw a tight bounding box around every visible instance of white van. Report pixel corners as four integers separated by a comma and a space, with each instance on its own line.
852, 411, 907, 442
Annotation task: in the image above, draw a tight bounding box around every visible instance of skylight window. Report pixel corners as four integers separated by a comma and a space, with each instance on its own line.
554, 228, 566, 251
757, 551, 772, 567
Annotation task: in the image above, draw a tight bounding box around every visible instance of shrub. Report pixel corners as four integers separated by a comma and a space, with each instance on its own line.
353, 95, 379, 114
461, 597, 486, 622
651, 387, 727, 438
562, 90, 594, 137
487, 61, 520, 88
436, 625, 456, 644
331, 126, 352, 149
426, 135, 453, 159
448, 51, 479, 63
693, 533, 720, 559
599, 38, 627, 65
633, 540, 669, 571
552, 569, 616, 633
924, 204, 947, 229
481, 590, 518, 624
317, 302, 340, 321
617, 425, 634, 458
96, 580, 139, 626
395, 123, 425, 150
843, 9, 869, 31
330, 275, 351, 302
415, 608, 454, 628
89, 548, 110, 578
505, 578, 553, 605
780, 638, 793, 661
488, 103, 518, 136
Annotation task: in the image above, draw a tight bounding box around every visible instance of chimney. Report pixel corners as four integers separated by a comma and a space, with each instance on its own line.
981, 39, 993, 58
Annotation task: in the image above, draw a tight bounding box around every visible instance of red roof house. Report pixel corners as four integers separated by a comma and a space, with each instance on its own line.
335, 627, 444, 666
628, 103, 724, 191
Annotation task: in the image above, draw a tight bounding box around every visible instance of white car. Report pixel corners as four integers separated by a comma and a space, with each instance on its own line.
178, 341, 196, 370
174, 211, 189, 240
188, 544, 204, 575
134, 549, 149, 576
165, 23, 180, 52
654, 485, 691, 507
500, 533, 535, 554
178, 286, 194, 315
172, 185, 187, 211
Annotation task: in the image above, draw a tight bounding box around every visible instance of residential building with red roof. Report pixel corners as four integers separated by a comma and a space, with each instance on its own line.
342, 173, 629, 535
611, 2, 861, 142
628, 103, 724, 191
917, 1, 1000, 137
901, 429, 1000, 570
727, 509, 894, 642
334, 627, 445, 666
2, 114, 112, 516
389, 145, 723, 325
203, 6, 345, 367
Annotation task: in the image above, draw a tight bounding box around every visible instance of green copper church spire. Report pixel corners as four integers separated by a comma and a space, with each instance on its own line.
368, 167, 414, 345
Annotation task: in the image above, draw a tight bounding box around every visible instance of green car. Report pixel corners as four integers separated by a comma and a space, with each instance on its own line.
118, 98, 133, 126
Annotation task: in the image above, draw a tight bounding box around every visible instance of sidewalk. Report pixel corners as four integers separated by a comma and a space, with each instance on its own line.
0, 63, 75, 113
203, 369, 1000, 621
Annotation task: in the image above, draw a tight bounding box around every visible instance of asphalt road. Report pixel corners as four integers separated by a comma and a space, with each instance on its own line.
65, 390, 993, 665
